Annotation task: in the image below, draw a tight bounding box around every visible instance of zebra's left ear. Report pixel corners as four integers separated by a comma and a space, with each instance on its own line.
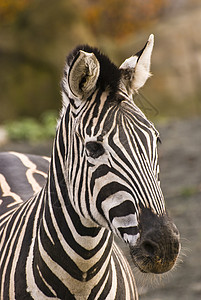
68, 50, 100, 99
120, 34, 154, 94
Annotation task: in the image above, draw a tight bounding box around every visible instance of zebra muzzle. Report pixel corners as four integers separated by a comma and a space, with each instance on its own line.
129, 208, 180, 274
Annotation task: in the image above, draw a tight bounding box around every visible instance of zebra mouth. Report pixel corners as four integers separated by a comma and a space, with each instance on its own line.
130, 241, 180, 274
131, 257, 149, 273
129, 247, 156, 274
130, 253, 176, 274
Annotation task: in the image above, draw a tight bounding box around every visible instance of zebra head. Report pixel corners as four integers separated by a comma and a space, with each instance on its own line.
61, 35, 180, 274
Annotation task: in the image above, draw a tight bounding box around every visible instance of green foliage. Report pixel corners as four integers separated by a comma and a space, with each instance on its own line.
5, 111, 57, 141
180, 186, 199, 198
41, 111, 58, 138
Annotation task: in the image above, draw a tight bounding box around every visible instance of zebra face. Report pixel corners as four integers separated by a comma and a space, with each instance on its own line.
61, 35, 180, 274
75, 99, 164, 235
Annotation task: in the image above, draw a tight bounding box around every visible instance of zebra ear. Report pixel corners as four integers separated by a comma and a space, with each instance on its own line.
120, 34, 154, 94
68, 50, 100, 99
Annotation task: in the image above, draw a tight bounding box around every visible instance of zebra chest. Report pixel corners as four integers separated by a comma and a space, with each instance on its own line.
25, 241, 137, 300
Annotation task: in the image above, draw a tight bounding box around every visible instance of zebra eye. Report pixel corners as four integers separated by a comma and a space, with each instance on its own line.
85, 141, 105, 159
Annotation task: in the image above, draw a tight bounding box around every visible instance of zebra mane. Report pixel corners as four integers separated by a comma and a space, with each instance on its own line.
66, 45, 121, 98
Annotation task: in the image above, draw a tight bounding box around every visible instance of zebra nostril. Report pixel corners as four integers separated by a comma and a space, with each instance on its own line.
142, 240, 158, 257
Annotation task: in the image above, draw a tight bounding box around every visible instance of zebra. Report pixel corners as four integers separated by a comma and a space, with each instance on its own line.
0, 34, 180, 299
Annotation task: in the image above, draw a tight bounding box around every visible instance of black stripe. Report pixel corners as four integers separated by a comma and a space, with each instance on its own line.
90, 164, 111, 195
96, 182, 133, 222
85, 90, 102, 136
109, 200, 136, 222
112, 251, 127, 300
77, 157, 86, 217
88, 261, 111, 299
118, 226, 138, 237
33, 239, 74, 299
15, 195, 43, 298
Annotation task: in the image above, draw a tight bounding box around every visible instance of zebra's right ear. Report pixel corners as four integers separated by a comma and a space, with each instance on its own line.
68, 50, 100, 99
120, 34, 154, 95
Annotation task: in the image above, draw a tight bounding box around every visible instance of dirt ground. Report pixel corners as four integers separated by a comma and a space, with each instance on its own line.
1, 118, 201, 300
141, 118, 201, 300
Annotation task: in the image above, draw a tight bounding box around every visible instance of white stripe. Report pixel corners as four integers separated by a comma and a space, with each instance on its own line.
41, 216, 55, 245
113, 242, 138, 299
0, 173, 23, 205
112, 214, 138, 229
26, 190, 53, 300
94, 269, 110, 300
0, 198, 32, 298
36, 264, 57, 297
105, 255, 117, 299
10, 152, 47, 193
9, 197, 38, 299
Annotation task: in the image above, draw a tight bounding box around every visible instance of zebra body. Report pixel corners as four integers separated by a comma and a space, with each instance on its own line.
0, 35, 180, 299
0, 152, 137, 299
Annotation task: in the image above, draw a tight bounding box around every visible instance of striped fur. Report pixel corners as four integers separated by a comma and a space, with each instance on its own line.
0, 37, 179, 299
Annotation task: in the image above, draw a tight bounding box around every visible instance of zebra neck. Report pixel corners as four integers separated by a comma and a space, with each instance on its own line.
26, 161, 115, 298
42, 171, 114, 274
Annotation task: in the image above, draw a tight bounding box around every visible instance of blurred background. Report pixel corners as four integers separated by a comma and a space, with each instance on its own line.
0, 0, 201, 299
0, 0, 201, 124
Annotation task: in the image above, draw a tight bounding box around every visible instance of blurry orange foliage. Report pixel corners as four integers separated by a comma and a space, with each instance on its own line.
82, 0, 167, 40
0, 0, 30, 25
